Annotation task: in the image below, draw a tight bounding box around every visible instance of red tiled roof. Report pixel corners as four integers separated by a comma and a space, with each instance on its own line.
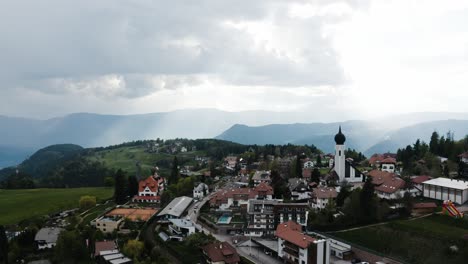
412, 175, 432, 184
413, 202, 437, 209
254, 182, 274, 194
276, 221, 315, 249
202, 242, 240, 264
381, 157, 396, 164
94, 241, 116, 256
369, 153, 397, 165
139, 176, 159, 193
132, 195, 161, 201
210, 184, 273, 206
302, 169, 312, 178
367, 170, 405, 194
312, 187, 337, 199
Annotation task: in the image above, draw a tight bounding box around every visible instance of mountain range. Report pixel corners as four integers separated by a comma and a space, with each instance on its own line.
1, 109, 468, 168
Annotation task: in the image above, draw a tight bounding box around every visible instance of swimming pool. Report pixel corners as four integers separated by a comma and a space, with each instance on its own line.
217, 214, 232, 224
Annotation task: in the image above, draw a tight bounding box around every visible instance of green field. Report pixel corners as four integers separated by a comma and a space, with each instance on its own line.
87, 145, 206, 176
0, 187, 113, 225
333, 215, 468, 264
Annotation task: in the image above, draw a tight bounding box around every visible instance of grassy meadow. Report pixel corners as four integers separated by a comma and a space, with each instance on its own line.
0, 187, 113, 225
333, 214, 468, 264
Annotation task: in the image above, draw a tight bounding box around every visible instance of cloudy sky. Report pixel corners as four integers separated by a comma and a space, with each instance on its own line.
1, 0, 468, 120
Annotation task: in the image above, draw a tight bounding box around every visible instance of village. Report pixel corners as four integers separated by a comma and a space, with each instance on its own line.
15, 127, 467, 264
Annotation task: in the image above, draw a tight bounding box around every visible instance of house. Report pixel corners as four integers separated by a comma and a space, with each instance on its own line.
201, 241, 240, 264
423, 178, 468, 204
310, 187, 338, 210
303, 160, 314, 169
367, 170, 408, 200
380, 157, 397, 173
252, 170, 271, 186
288, 178, 310, 200
331, 127, 364, 183
94, 241, 117, 257
224, 156, 238, 169
369, 153, 397, 167
181, 146, 188, 153
95, 216, 124, 234
302, 168, 312, 180
458, 152, 468, 164
274, 203, 309, 226
132, 175, 165, 203
168, 219, 196, 240
158, 196, 193, 220
276, 221, 329, 264
193, 182, 209, 199
411, 175, 432, 192
209, 183, 273, 210
35, 228, 63, 249
245, 199, 279, 237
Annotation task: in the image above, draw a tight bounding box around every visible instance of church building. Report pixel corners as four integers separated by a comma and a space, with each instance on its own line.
332, 127, 364, 183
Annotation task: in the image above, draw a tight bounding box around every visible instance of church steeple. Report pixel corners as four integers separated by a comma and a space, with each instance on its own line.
334, 126, 346, 145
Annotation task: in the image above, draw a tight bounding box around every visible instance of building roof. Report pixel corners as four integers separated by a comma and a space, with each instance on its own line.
334, 126, 346, 145
412, 175, 432, 184
94, 241, 116, 256
202, 242, 240, 264
139, 176, 159, 193
210, 184, 273, 206
423, 178, 468, 190
413, 202, 437, 209
254, 182, 274, 194
288, 178, 308, 192
169, 219, 195, 228
132, 195, 161, 201
276, 221, 315, 249
194, 182, 209, 192
312, 187, 337, 199
367, 170, 405, 194
252, 170, 271, 181
158, 196, 193, 217
381, 157, 397, 164
34, 228, 63, 244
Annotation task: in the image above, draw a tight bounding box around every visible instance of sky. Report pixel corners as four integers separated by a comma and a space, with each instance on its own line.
1, 0, 468, 120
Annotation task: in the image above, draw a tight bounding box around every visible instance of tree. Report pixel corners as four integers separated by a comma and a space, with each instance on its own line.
54, 230, 87, 263
429, 131, 440, 154
336, 183, 351, 207
295, 155, 302, 178
0, 225, 8, 264
271, 170, 290, 199
316, 155, 322, 168
185, 232, 215, 248
128, 176, 139, 197
114, 169, 128, 204
360, 177, 376, 220
123, 240, 145, 260
79, 195, 96, 210
311, 168, 321, 183
104, 176, 115, 187
443, 163, 450, 177
170, 156, 180, 185
402, 191, 414, 215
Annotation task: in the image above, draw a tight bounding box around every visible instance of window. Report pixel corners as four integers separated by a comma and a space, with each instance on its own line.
339, 151, 341, 156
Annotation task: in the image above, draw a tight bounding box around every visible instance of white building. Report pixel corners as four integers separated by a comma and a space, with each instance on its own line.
158, 196, 193, 220
423, 178, 468, 204
168, 219, 196, 240
332, 127, 363, 183
35, 228, 63, 249
311, 187, 338, 210
276, 221, 329, 264
380, 157, 397, 173
193, 182, 209, 199
303, 160, 314, 169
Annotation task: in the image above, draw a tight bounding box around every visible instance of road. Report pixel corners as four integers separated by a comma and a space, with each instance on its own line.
187, 192, 282, 264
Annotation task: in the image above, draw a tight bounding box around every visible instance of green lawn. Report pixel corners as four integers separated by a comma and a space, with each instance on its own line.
87, 145, 206, 176
0, 187, 113, 225
333, 215, 468, 264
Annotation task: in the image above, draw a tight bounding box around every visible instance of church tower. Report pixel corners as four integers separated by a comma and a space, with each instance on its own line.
334, 126, 346, 181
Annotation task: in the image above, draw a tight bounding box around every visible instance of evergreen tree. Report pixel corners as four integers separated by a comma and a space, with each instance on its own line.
0, 225, 8, 264
311, 168, 321, 183
114, 169, 127, 204
360, 177, 375, 220
336, 183, 351, 207
429, 131, 439, 154
316, 155, 322, 168
295, 155, 302, 178
170, 156, 180, 185
128, 176, 139, 197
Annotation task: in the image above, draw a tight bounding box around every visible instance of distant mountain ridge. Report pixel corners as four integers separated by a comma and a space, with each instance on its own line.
1, 109, 468, 167
216, 119, 468, 156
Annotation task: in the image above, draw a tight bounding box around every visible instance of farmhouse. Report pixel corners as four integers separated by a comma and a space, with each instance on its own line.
35, 227, 63, 250
423, 178, 468, 204
310, 187, 338, 210
276, 221, 329, 264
